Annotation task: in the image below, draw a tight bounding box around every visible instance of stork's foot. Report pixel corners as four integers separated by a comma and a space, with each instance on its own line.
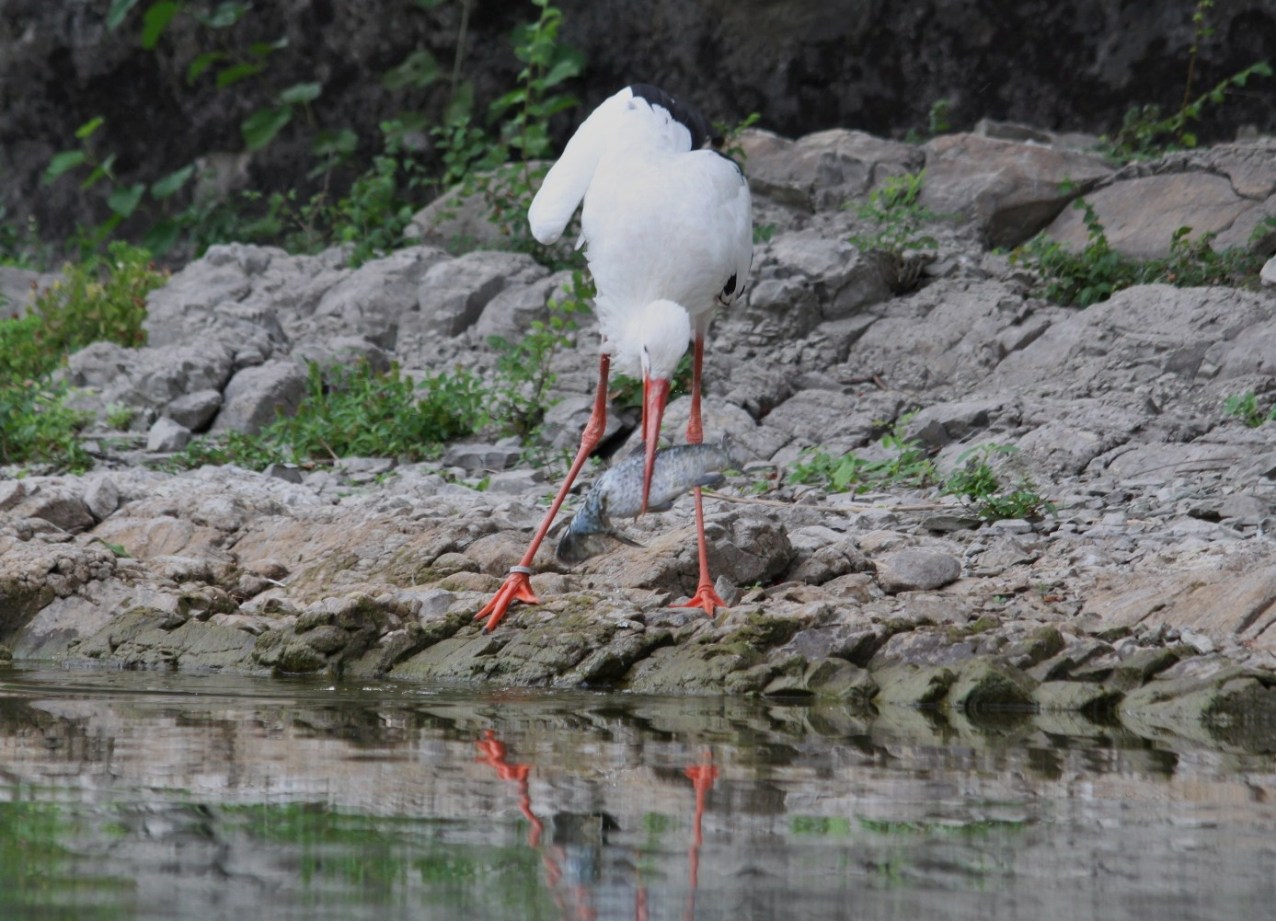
475, 568, 539, 632
675, 581, 728, 617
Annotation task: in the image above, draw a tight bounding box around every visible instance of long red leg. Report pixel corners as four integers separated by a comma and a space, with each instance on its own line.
674, 335, 727, 616
475, 354, 611, 632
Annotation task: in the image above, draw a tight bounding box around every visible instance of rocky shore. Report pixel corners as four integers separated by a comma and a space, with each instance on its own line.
3, 122, 1276, 746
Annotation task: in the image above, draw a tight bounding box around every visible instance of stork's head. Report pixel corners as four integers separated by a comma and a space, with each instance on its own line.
624, 299, 692, 513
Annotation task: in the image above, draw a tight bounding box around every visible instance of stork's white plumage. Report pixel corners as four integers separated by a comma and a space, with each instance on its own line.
477, 84, 753, 632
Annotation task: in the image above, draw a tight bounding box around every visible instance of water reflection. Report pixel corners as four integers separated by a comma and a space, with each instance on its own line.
0, 665, 1274, 921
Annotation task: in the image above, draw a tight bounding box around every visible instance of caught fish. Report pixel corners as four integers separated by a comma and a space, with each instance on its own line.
556, 439, 735, 563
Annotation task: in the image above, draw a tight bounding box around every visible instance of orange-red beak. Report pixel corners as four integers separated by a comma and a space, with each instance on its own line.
640, 375, 670, 514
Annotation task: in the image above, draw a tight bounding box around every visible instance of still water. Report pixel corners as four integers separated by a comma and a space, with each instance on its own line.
0, 664, 1273, 921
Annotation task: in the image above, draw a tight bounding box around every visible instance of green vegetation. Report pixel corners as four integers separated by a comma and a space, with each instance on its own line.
788, 415, 938, 494
486, 270, 591, 441
24, 1, 586, 271
0, 243, 165, 471
170, 360, 485, 471
789, 423, 1051, 523
431, 0, 585, 266
0, 2, 598, 474
1013, 198, 1269, 307
1103, 1, 1270, 160
1223, 391, 1276, 428
849, 171, 940, 292
941, 445, 1054, 522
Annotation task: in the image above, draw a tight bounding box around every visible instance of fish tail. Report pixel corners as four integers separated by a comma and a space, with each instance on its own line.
555, 493, 607, 563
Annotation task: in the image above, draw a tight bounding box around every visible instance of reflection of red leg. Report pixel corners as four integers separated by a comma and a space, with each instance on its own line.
673, 335, 726, 616
475, 355, 612, 632
476, 730, 543, 847
683, 751, 718, 919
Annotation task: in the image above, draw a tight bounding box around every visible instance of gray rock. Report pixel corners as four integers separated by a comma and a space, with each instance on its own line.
10, 484, 95, 533
920, 132, 1112, 247
1218, 493, 1270, 525
475, 270, 576, 342
263, 463, 304, 484
873, 550, 962, 593
740, 128, 923, 211
291, 337, 391, 379
163, 389, 223, 432
907, 399, 1002, 448
0, 265, 58, 317
1046, 172, 1254, 260
147, 413, 191, 449
210, 359, 308, 435
145, 243, 327, 355
410, 250, 548, 338
442, 442, 523, 474
83, 476, 120, 521
305, 246, 447, 347
1262, 255, 1276, 287
484, 469, 547, 495
765, 229, 892, 321
0, 480, 27, 511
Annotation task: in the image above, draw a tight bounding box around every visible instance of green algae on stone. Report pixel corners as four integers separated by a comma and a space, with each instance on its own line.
1119, 663, 1276, 751
871, 663, 958, 707
1108, 646, 1182, 690
622, 642, 757, 694
1031, 679, 1123, 716
1002, 625, 1066, 668
947, 659, 1037, 713
559, 627, 674, 687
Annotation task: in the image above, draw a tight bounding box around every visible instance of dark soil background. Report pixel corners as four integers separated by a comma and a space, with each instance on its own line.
2, 0, 1273, 244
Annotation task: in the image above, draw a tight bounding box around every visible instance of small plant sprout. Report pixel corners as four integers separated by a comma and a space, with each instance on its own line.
1223, 392, 1276, 428
942, 444, 1054, 522
788, 414, 938, 494
849, 171, 942, 293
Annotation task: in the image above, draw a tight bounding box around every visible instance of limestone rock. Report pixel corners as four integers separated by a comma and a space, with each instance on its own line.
872, 550, 962, 594
740, 127, 923, 211
210, 359, 308, 435
1045, 173, 1254, 259
147, 417, 191, 452
921, 132, 1113, 247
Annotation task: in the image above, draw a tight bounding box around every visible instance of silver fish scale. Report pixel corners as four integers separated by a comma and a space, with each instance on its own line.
556, 440, 733, 563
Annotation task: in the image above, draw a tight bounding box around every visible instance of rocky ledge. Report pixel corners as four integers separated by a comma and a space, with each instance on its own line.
3, 122, 1276, 748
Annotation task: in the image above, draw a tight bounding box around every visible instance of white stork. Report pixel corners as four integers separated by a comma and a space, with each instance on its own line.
476, 83, 753, 632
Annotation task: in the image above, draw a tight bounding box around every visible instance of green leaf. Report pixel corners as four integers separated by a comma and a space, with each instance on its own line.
75, 116, 105, 140
142, 218, 181, 254
198, 1, 248, 28
43, 150, 87, 184
150, 164, 195, 199
82, 153, 118, 189
140, 1, 181, 49
444, 81, 475, 124
541, 51, 584, 88
106, 0, 142, 29
382, 49, 441, 90
241, 107, 292, 151
279, 81, 321, 106
108, 183, 145, 218
187, 50, 225, 83
216, 61, 264, 88
311, 128, 358, 160
248, 37, 289, 58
